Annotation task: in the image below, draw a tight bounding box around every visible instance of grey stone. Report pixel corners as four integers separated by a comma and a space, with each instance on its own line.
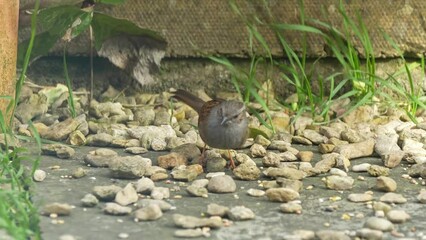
41, 144, 75, 159
42, 202, 73, 216
151, 187, 170, 200
135, 177, 155, 194
173, 214, 222, 229
226, 206, 255, 221
109, 155, 152, 179
364, 217, 394, 232
115, 183, 139, 206
103, 202, 132, 215
207, 175, 236, 193
134, 204, 163, 221
81, 194, 99, 207
265, 188, 300, 202
84, 148, 118, 167
93, 185, 122, 201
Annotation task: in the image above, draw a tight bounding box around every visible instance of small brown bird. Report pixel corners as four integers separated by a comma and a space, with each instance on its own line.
172, 89, 248, 168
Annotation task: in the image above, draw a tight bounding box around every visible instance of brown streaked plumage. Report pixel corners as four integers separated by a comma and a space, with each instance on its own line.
172, 89, 248, 168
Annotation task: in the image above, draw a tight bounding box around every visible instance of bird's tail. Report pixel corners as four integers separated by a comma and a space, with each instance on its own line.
170, 89, 205, 112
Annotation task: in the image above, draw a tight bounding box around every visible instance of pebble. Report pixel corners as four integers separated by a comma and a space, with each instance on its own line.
127, 125, 176, 144
268, 140, 291, 151
226, 206, 255, 221
263, 167, 306, 180
42, 202, 73, 216
375, 176, 397, 192
144, 166, 167, 177
329, 168, 347, 177
150, 172, 169, 181
386, 209, 411, 223
205, 157, 227, 172
250, 143, 267, 157
80, 194, 99, 207
364, 217, 394, 231
124, 146, 148, 154
58, 234, 76, 240
174, 228, 210, 238
134, 204, 163, 221
33, 169, 47, 182
40, 114, 88, 141
157, 152, 188, 169
319, 126, 340, 139
265, 187, 300, 202
260, 180, 280, 189
292, 136, 312, 145
334, 154, 350, 172
408, 163, 426, 178
381, 151, 404, 168
103, 202, 132, 215
301, 129, 327, 144
417, 189, 426, 203
347, 193, 374, 202
84, 148, 118, 167
205, 172, 225, 179
356, 228, 383, 240
206, 203, 229, 217
254, 135, 271, 147
186, 185, 208, 198
290, 230, 315, 240
279, 151, 298, 162
136, 199, 173, 211
280, 202, 302, 214
171, 143, 201, 163
372, 202, 392, 214
368, 165, 390, 177
115, 183, 139, 206
171, 166, 199, 182
297, 151, 314, 162
151, 187, 170, 200
379, 193, 407, 204
246, 188, 265, 197
173, 214, 222, 229
207, 175, 236, 193
234, 153, 252, 165
352, 163, 371, 172
318, 143, 335, 154
93, 185, 122, 201
67, 166, 84, 178
341, 129, 363, 143
135, 177, 155, 194
117, 233, 129, 239
314, 154, 337, 173
109, 155, 152, 179
86, 133, 113, 147
276, 178, 303, 192
41, 143, 75, 159
191, 179, 209, 188
233, 160, 261, 180
316, 230, 350, 240
323, 175, 354, 190
262, 152, 281, 167
333, 138, 375, 159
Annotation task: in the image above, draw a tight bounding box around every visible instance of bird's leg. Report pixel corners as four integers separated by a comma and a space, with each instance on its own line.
228, 150, 236, 169
199, 144, 207, 168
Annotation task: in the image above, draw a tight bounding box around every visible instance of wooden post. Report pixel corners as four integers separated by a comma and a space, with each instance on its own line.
0, 0, 19, 125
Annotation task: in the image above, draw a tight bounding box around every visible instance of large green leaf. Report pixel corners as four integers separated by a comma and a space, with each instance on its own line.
18, 31, 58, 67
18, 5, 92, 66
91, 12, 166, 50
